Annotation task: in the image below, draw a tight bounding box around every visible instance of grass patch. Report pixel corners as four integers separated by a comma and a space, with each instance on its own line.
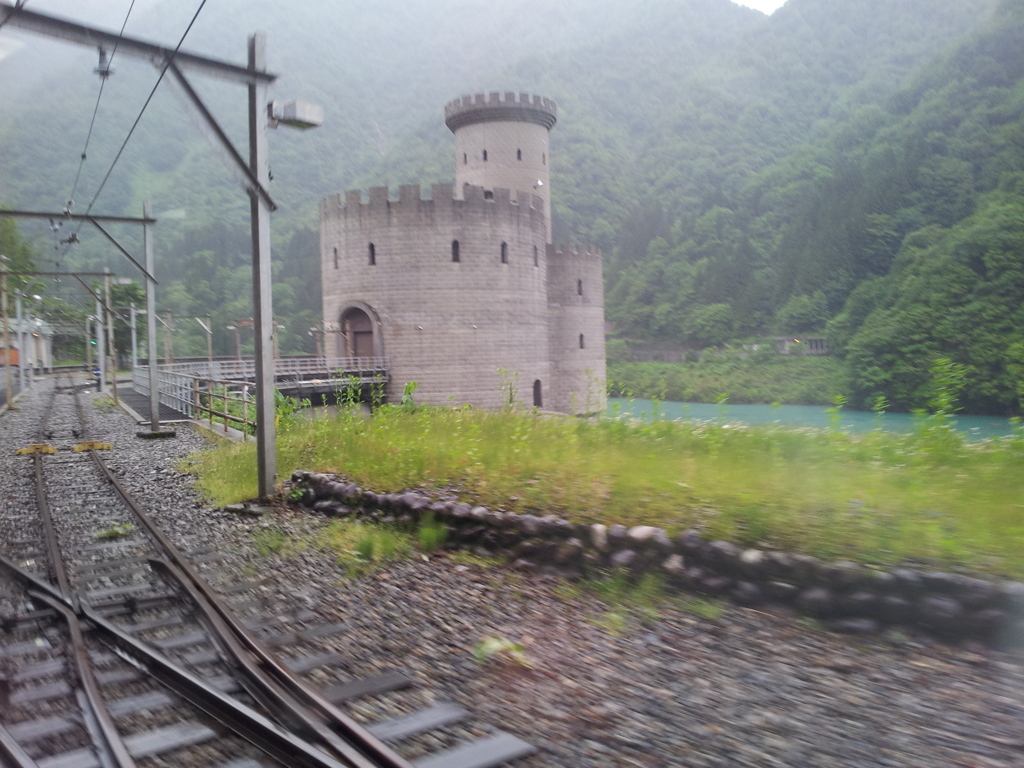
679, 596, 725, 621
252, 528, 290, 556
590, 571, 666, 624
318, 520, 413, 579
94, 522, 134, 539
447, 550, 503, 569
473, 636, 532, 667
184, 401, 1024, 578
417, 513, 448, 553
92, 396, 118, 414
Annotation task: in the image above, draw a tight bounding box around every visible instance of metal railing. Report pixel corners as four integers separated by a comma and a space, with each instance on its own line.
192, 377, 254, 438
132, 356, 389, 425
150, 356, 388, 379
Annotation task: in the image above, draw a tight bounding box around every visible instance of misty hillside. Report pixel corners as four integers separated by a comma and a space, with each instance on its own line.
2, 0, 1021, 412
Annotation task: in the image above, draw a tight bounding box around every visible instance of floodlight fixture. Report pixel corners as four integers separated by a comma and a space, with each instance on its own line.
268, 100, 323, 130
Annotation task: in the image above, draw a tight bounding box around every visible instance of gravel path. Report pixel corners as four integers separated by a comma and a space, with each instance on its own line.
3, 379, 1023, 768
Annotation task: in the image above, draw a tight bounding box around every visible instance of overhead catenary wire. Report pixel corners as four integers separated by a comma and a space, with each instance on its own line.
73, 0, 208, 237
66, 0, 138, 209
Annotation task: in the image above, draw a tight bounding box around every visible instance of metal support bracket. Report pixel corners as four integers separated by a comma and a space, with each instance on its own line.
86, 218, 159, 284
167, 61, 277, 211
73, 275, 129, 325
0, 3, 278, 85
73, 441, 112, 452
15, 444, 57, 455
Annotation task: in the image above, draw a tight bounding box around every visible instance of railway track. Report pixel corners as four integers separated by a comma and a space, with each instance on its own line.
0, 376, 536, 768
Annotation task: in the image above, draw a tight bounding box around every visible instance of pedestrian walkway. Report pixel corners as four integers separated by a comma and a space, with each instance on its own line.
118, 389, 189, 422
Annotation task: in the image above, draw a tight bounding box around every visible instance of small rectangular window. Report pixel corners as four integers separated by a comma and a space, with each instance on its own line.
579, 333, 585, 349
333, 247, 338, 269
533, 245, 539, 267
517, 149, 522, 161
452, 239, 460, 262
483, 149, 488, 161
368, 243, 376, 265
501, 242, 508, 264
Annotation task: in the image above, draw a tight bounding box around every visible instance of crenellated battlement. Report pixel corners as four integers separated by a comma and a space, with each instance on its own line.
444, 91, 557, 132
321, 184, 545, 219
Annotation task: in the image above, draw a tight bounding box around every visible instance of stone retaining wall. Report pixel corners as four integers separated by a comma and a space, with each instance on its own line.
287, 471, 1024, 648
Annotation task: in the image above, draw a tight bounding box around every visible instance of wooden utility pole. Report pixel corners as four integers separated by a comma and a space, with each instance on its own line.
129, 301, 137, 370
96, 298, 105, 394
1, 266, 13, 408
311, 321, 322, 361
144, 200, 160, 433
205, 315, 213, 367
162, 311, 174, 365
230, 324, 241, 360
104, 268, 117, 404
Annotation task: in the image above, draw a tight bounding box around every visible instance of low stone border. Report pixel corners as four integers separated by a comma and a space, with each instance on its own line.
286, 471, 1024, 648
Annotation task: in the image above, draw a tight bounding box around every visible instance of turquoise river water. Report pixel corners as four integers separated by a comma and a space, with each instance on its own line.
608, 399, 1019, 441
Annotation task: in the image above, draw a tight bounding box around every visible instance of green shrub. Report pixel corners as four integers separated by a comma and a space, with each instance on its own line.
417, 513, 448, 552
319, 520, 412, 578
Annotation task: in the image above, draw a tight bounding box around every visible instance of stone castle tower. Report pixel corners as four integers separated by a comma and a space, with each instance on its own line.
319, 92, 605, 413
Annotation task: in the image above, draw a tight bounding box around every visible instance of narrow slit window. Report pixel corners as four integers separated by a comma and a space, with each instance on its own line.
542, 153, 546, 165
451, 239, 460, 262
517, 148, 522, 161
368, 243, 376, 265
333, 247, 338, 269
500, 242, 508, 264
577, 279, 583, 295
483, 149, 488, 162
533, 245, 539, 267
463, 153, 467, 164
579, 333, 585, 349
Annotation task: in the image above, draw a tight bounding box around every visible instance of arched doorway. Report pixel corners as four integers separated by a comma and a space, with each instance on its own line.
341, 307, 374, 360
533, 379, 542, 408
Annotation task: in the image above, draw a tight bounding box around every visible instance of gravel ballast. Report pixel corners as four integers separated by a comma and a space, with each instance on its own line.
2, 379, 1023, 767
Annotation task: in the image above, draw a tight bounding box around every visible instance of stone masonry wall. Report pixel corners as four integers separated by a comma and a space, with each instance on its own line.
453, 120, 552, 242
320, 183, 551, 408
546, 245, 607, 413
287, 470, 1024, 649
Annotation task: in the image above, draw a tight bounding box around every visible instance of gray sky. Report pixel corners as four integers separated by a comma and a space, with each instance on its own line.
733, 0, 786, 13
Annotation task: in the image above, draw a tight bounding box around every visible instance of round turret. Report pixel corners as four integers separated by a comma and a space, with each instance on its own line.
445, 92, 557, 242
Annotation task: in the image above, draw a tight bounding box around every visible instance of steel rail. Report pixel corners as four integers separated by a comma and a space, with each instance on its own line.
0, 556, 348, 768
32, 594, 139, 768
35, 381, 69, 596
88, 447, 415, 768
31, 376, 137, 768
0, 723, 39, 768
33, 454, 72, 599
147, 557, 384, 768
68, 381, 408, 767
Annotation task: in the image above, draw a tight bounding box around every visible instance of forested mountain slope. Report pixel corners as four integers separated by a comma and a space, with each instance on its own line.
1, 0, 1018, 414
609, 0, 1024, 413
